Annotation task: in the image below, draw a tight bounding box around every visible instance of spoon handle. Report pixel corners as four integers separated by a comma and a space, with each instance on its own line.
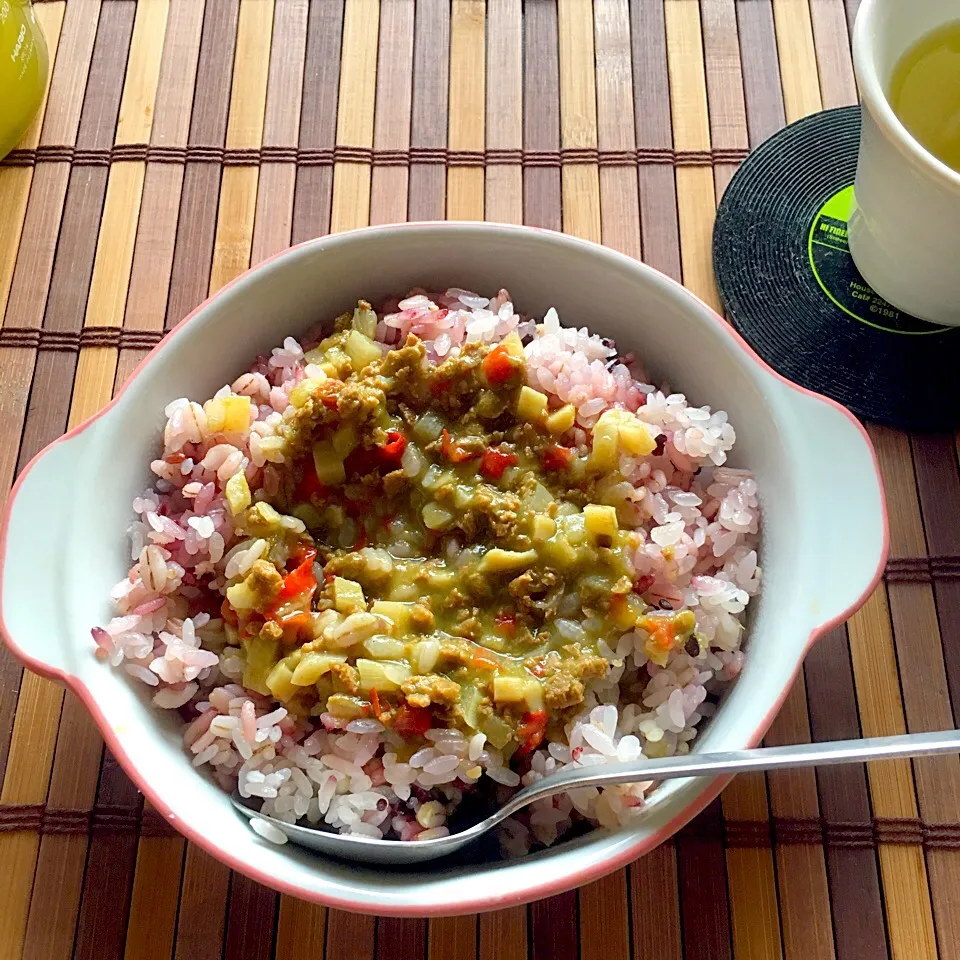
498, 728, 960, 821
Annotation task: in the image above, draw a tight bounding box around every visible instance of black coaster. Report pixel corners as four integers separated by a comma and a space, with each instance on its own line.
713, 105, 960, 432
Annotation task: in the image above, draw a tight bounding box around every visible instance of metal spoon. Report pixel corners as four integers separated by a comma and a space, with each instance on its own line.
231, 728, 960, 865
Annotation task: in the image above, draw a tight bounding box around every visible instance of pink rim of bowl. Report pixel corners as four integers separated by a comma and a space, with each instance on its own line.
0, 223, 889, 916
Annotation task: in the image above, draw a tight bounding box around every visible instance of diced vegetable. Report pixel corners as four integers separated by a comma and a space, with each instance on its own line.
242, 634, 280, 694
532, 515, 557, 541
537, 534, 578, 568
609, 593, 645, 630
516, 710, 548, 755
265, 661, 297, 701
458, 685, 483, 730
312, 439, 346, 485
226, 581, 257, 611
394, 705, 433, 737
493, 676, 528, 703
221, 395, 252, 433
522, 481, 555, 513
225, 470, 251, 516
357, 658, 410, 692
517, 385, 548, 422
493, 612, 517, 638
333, 577, 366, 613
441, 429, 480, 464
352, 302, 378, 338
584, 504, 619, 544
617, 416, 656, 456
590, 411, 620, 469
363, 636, 406, 659
638, 610, 696, 667
482, 343, 517, 385
291, 652, 347, 686
542, 445, 574, 470
500, 331, 524, 358
371, 601, 413, 632
379, 430, 407, 464
545, 403, 577, 435
289, 376, 327, 409
479, 548, 538, 573
277, 549, 318, 602
480, 447, 518, 480
331, 424, 358, 458
422, 502, 455, 531
344, 329, 383, 371
481, 713, 514, 749
473, 645, 503, 668
203, 398, 226, 434
413, 412, 445, 443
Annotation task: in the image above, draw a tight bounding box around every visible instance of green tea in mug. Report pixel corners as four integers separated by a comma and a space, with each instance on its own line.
888, 20, 960, 173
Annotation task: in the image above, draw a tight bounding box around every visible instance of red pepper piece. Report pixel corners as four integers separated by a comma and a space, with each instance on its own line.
482, 344, 515, 385
370, 688, 383, 720
277, 548, 318, 602
393, 705, 433, 738
479, 447, 519, 480
379, 430, 407, 464
494, 611, 517, 637
516, 710, 548, 755
293, 460, 328, 502
542, 444, 574, 470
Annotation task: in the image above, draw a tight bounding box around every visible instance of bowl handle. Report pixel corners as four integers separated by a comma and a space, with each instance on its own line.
780, 386, 888, 632
0, 424, 99, 679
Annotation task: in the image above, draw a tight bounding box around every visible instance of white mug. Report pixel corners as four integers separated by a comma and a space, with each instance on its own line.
849, 0, 960, 327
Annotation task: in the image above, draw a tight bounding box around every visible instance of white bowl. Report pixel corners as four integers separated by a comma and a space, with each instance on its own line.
0, 223, 887, 915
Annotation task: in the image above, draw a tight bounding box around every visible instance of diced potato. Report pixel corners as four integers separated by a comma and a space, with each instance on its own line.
517, 385, 549, 423
344, 329, 383, 372
364, 636, 406, 659
617, 416, 656, 456
481, 713, 514, 749
493, 676, 528, 703
221, 395, 252, 433
584, 504, 619, 544
226, 581, 257, 611
590, 411, 620, 469
332, 424, 358, 458
532, 515, 557, 541
204, 398, 226, 434
288, 376, 327, 409
265, 661, 297, 701
356, 658, 411, 692
523, 679, 544, 712
291, 652, 347, 686
225, 470, 251, 516
371, 600, 412, 632
545, 403, 576, 435
333, 577, 366, 614
242, 634, 279, 695
258, 436, 286, 463
500, 331, 525, 359
479, 548, 539, 574
422, 502, 454, 531
312, 439, 346, 485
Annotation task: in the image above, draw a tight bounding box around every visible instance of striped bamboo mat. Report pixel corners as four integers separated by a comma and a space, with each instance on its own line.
1, 0, 959, 957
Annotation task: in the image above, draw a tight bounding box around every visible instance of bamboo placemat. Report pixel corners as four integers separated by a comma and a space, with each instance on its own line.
1, 0, 959, 957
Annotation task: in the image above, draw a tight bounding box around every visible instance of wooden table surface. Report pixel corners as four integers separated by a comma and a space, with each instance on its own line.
2, 1, 960, 958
